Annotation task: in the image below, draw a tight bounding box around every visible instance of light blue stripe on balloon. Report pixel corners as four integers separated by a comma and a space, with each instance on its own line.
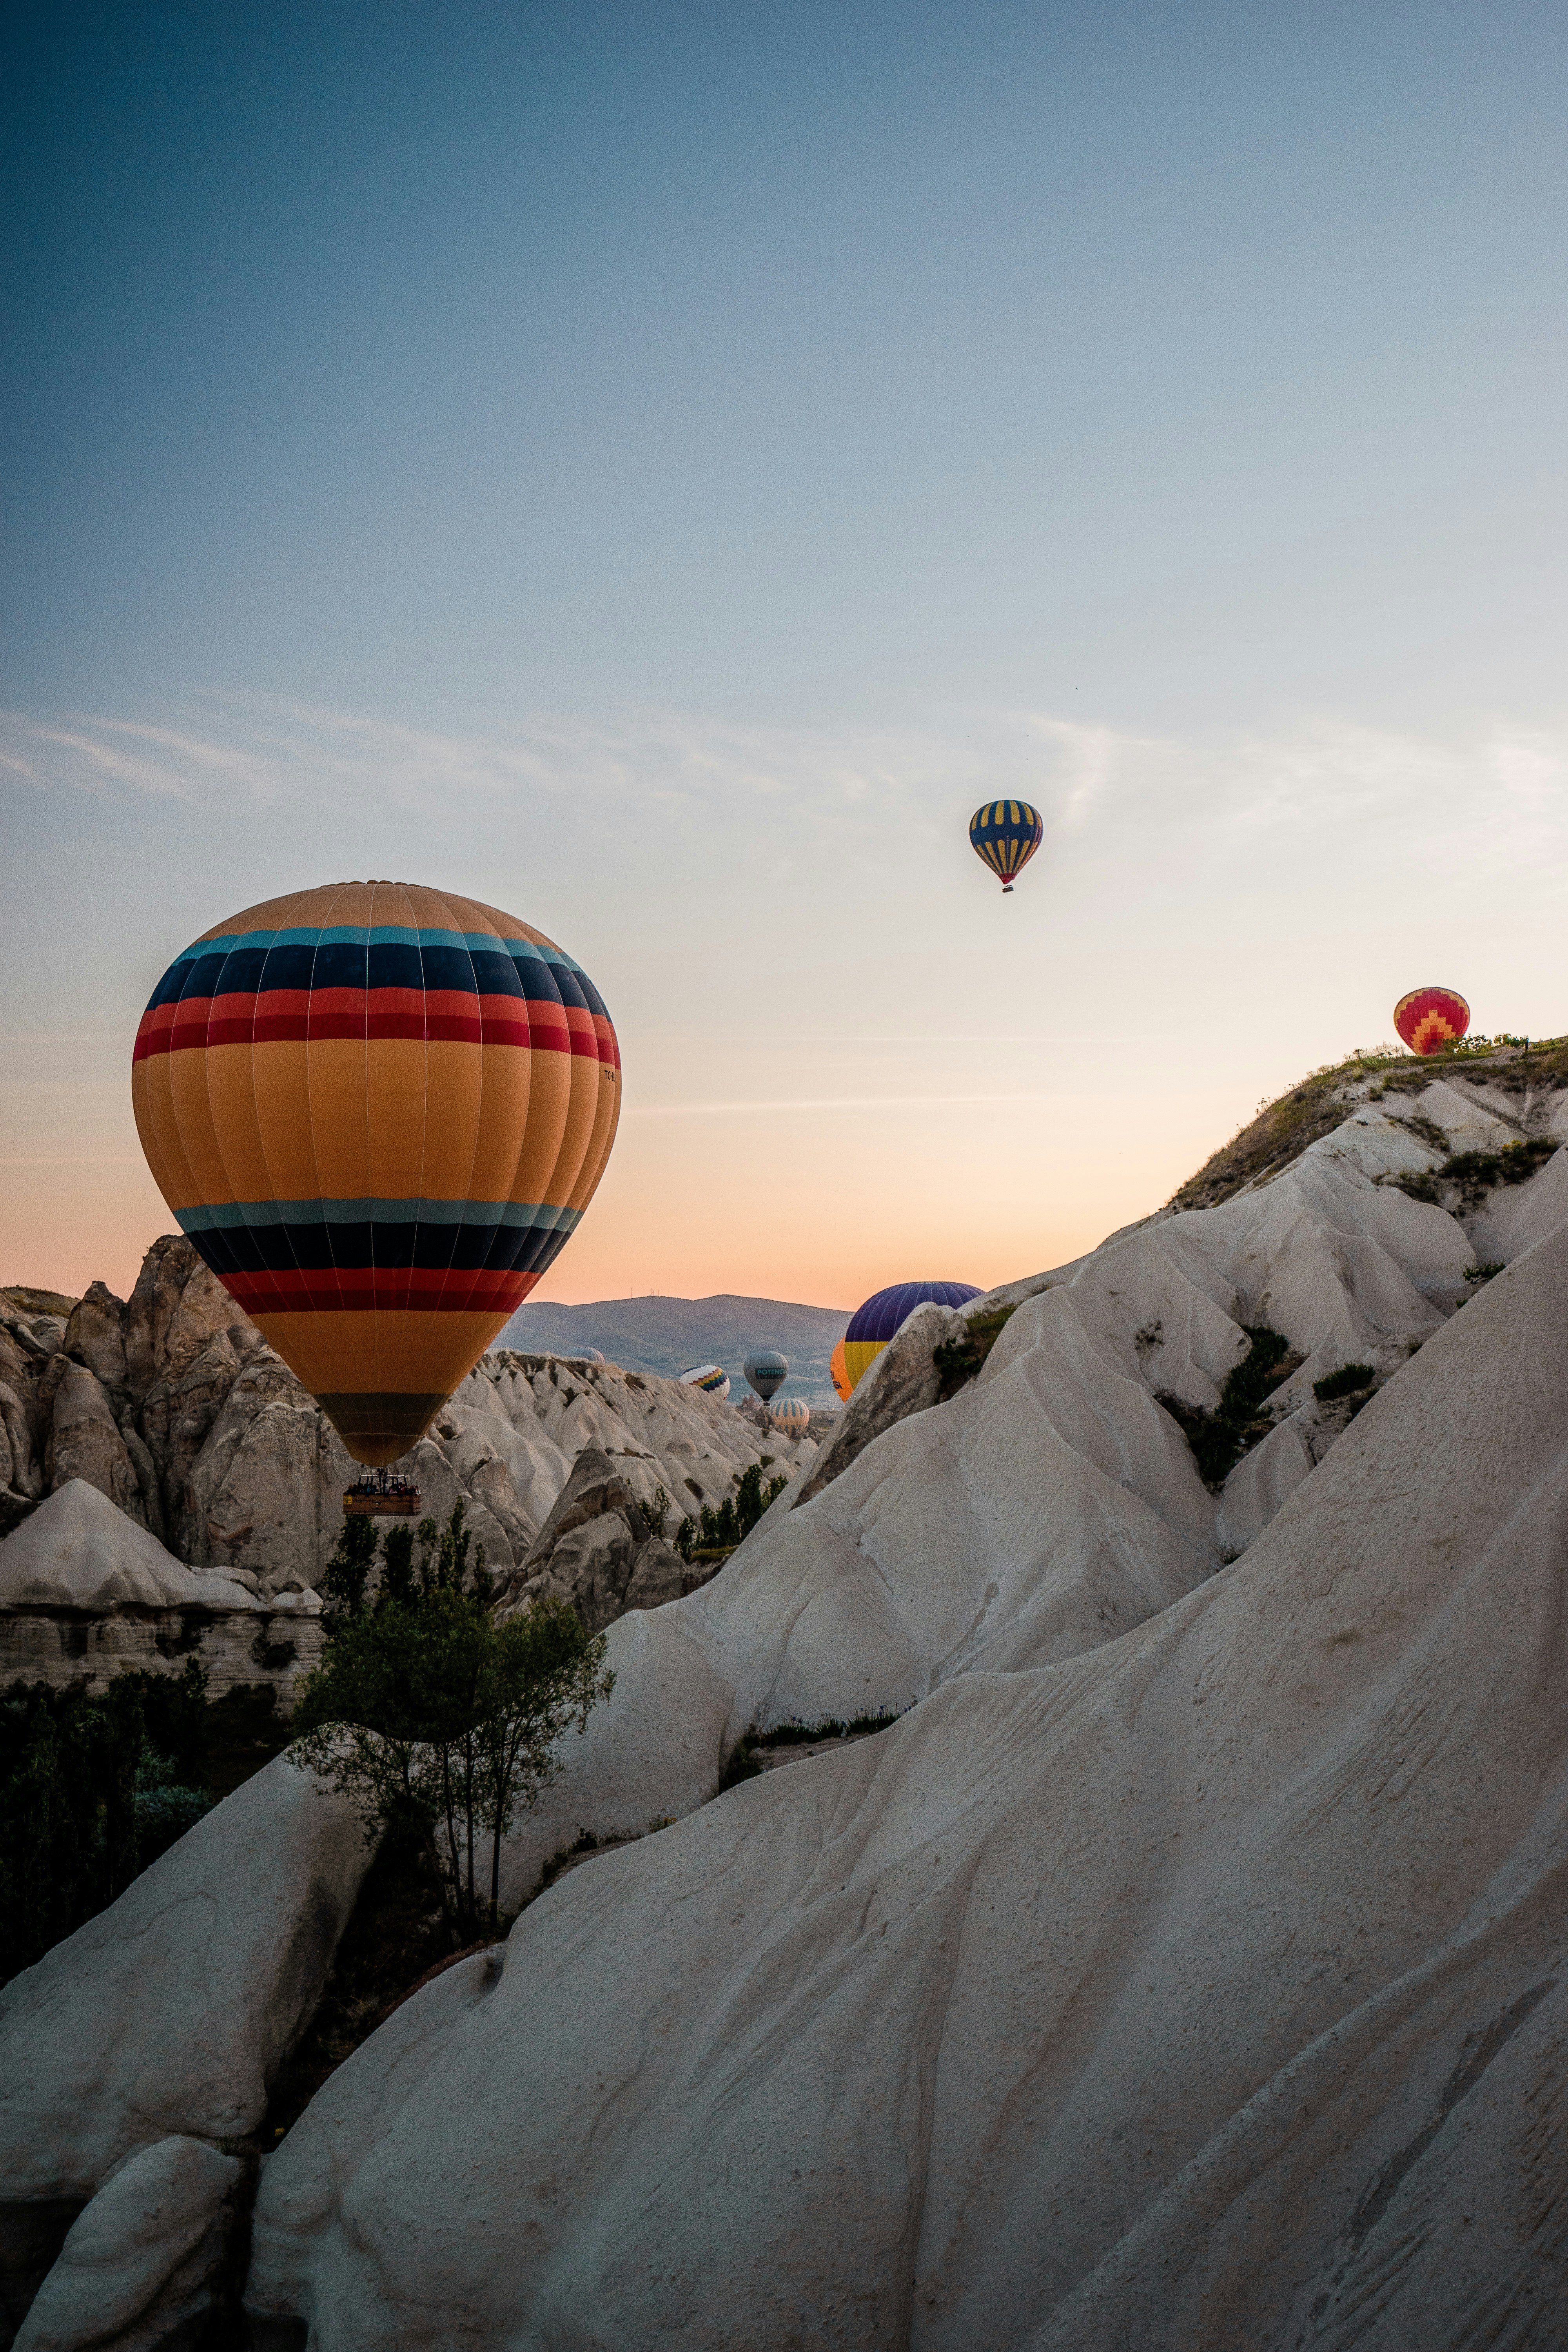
175, 1200, 583, 1232
173, 927, 570, 962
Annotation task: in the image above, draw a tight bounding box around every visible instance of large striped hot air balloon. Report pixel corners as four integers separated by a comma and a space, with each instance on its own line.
1394, 986, 1470, 1057
842, 1279, 981, 1394
969, 800, 1044, 894
769, 1397, 811, 1438
829, 1339, 851, 1404
131, 883, 621, 1466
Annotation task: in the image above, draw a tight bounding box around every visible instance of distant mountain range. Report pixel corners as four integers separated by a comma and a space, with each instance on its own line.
494, 1293, 852, 1406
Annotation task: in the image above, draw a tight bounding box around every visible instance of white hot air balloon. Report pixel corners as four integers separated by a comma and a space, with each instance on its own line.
680, 1363, 731, 1402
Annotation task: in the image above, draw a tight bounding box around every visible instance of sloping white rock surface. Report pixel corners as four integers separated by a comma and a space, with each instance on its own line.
477, 1078, 1557, 1896
12, 2136, 240, 2352
246, 1200, 1568, 2350
0, 1754, 368, 2210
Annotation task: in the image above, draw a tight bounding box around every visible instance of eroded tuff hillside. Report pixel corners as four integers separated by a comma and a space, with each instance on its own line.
245, 1209, 1568, 2351
457, 1049, 1568, 1896
0, 1241, 815, 1595
229, 1058, 1568, 2347
5, 1054, 1568, 2351
1167, 1033, 1568, 1210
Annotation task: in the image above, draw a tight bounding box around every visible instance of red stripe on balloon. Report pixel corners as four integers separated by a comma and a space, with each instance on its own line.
133, 987, 581, 1058
225, 1266, 539, 1314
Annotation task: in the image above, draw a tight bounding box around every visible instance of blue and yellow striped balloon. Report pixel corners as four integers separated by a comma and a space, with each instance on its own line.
969, 800, 1044, 894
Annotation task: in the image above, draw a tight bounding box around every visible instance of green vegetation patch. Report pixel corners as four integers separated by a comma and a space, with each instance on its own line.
0, 1660, 290, 1987
1170, 1058, 1398, 1212
293, 1499, 614, 1947
1312, 1362, 1376, 1404
1385, 1136, 1558, 1210
1157, 1326, 1303, 1490
933, 1303, 1019, 1400
673, 1462, 788, 1562
718, 1708, 906, 1792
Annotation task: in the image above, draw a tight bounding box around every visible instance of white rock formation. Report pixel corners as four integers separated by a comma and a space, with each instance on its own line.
494, 1446, 719, 1631
458, 1071, 1538, 1899
7, 1056, 1565, 2348
0, 1244, 817, 1613
12, 2135, 241, 2352
0, 1752, 369, 2335
245, 1182, 1568, 2350
0, 1481, 321, 1697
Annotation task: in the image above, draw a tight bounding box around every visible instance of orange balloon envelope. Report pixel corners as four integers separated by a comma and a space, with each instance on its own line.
829, 1338, 851, 1404
1393, 985, 1470, 1057
132, 883, 621, 1465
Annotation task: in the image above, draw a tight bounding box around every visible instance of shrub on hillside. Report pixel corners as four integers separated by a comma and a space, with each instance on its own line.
1157, 1327, 1302, 1490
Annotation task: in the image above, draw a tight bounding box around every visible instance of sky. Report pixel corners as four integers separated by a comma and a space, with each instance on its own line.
5, 0, 1568, 1309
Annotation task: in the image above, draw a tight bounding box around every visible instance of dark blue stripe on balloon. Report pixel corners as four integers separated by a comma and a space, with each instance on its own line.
144, 929, 605, 1015
846, 1280, 982, 1344
182, 1216, 577, 1278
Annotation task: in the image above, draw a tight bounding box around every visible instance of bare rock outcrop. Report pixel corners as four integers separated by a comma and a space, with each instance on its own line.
0, 1245, 815, 1639
496, 1447, 708, 1632
792, 1297, 970, 1504
0, 1481, 321, 1698
40, 1362, 145, 1528
10, 2134, 242, 2352
58, 1281, 127, 1392
245, 1186, 1568, 2352
0, 1751, 369, 2340
457, 1072, 1563, 1899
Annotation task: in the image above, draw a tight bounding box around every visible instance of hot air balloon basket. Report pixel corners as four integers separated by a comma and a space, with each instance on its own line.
343, 1475, 421, 1517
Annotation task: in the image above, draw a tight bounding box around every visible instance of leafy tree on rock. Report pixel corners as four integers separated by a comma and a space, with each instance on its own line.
292, 1499, 613, 1940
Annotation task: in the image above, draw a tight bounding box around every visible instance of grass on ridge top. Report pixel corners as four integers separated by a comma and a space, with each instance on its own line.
1169, 1037, 1568, 1215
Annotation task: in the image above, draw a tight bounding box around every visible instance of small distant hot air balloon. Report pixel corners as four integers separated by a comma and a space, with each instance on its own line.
969, 800, 1044, 894
743, 1348, 788, 1402
131, 882, 620, 1467
680, 1363, 731, 1401
842, 1280, 982, 1394
829, 1339, 851, 1404
1394, 986, 1471, 1057
575, 1347, 606, 1365
769, 1397, 811, 1438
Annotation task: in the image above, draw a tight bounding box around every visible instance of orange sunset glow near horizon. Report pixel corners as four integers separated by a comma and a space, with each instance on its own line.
6, 695, 1564, 1320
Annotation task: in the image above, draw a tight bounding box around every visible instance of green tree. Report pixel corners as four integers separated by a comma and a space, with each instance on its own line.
0, 1665, 215, 1985
291, 1500, 613, 1939
380, 1521, 416, 1604
319, 1512, 379, 1630
733, 1463, 788, 1539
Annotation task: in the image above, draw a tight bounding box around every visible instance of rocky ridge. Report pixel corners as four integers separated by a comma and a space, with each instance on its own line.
4, 1047, 1568, 2348
0, 1241, 817, 1608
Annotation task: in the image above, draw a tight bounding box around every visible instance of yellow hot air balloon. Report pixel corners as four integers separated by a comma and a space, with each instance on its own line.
131, 882, 620, 1465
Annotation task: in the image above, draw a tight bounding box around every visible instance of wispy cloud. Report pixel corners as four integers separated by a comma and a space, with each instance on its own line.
4, 691, 1566, 897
